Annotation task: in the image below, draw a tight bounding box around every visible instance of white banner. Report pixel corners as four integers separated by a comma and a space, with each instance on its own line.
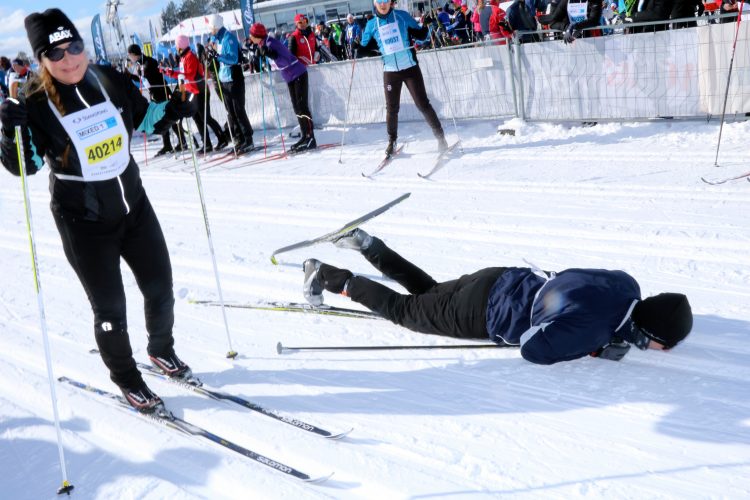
206, 24, 750, 129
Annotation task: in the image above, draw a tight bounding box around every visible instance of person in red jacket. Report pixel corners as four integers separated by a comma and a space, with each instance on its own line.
289, 14, 319, 66
489, 1, 513, 42
161, 35, 226, 153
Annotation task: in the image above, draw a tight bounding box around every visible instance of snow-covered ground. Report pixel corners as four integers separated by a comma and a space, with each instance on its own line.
1, 118, 749, 499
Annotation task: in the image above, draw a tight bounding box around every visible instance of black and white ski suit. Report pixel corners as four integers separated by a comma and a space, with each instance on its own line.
0, 65, 180, 390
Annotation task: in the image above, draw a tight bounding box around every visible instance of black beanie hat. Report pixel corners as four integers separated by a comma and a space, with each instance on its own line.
127, 44, 142, 56
632, 293, 693, 348
25, 9, 83, 60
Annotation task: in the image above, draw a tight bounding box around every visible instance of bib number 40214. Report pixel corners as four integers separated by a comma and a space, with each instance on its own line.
86, 135, 123, 165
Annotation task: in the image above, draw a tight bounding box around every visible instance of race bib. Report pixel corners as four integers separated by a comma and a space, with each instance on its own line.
378, 22, 405, 56
85, 134, 124, 165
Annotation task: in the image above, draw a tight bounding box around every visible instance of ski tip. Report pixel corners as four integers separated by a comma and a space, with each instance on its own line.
270, 255, 279, 265
304, 472, 335, 484
326, 427, 354, 440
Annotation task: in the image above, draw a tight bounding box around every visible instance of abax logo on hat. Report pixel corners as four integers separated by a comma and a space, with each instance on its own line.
49, 26, 73, 44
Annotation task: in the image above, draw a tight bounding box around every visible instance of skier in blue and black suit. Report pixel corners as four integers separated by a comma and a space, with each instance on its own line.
356, 0, 447, 156
301, 229, 694, 366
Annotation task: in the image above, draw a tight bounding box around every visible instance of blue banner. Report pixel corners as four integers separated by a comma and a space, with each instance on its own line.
91, 14, 108, 63
148, 19, 157, 49
131, 32, 143, 49
240, 0, 255, 36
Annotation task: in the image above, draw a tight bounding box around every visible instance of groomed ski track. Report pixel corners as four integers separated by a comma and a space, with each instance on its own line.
1, 119, 749, 498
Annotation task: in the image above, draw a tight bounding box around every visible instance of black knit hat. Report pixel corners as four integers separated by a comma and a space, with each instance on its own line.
632, 293, 693, 349
25, 8, 83, 60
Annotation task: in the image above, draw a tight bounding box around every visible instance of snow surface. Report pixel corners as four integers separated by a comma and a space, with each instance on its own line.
1, 118, 749, 499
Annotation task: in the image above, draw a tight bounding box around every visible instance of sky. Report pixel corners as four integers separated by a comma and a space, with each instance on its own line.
0, 0, 166, 60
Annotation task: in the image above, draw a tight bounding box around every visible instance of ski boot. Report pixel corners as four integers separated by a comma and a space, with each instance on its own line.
291, 136, 317, 153
154, 146, 173, 157
332, 228, 372, 252
149, 352, 202, 386
121, 382, 172, 418
437, 135, 449, 153
385, 138, 397, 157
215, 133, 229, 151
302, 258, 324, 306
237, 139, 256, 154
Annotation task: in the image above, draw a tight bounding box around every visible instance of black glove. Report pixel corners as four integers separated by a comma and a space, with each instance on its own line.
563, 27, 581, 44
206, 47, 218, 60
0, 98, 28, 138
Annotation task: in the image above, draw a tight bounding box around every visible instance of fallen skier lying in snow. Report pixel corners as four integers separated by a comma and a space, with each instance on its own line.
301, 230, 693, 365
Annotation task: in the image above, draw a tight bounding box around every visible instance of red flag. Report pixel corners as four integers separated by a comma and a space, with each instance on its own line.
204, 16, 209, 24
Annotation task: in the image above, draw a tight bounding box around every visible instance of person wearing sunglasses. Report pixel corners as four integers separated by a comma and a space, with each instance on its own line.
0, 9, 196, 416
356, 0, 448, 157
301, 229, 693, 364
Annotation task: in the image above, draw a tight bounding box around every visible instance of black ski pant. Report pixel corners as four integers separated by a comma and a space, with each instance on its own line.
195, 82, 224, 148
220, 75, 253, 145
53, 194, 175, 390
383, 64, 445, 142
321, 237, 506, 339
288, 72, 313, 138
160, 123, 187, 150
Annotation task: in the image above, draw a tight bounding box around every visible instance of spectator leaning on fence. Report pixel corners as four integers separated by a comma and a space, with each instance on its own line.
670, 0, 704, 29
562, 0, 605, 43
628, 0, 675, 32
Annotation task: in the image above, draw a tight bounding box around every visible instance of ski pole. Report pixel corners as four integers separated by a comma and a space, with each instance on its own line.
277, 341, 512, 354
15, 126, 75, 496
258, 56, 269, 157
427, 0, 463, 150
211, 57, 239, 159
338, 52, 358, 164
138, 74, 148, 166
714, 0, 746, 167
265, 56, 287, 154
202, 75, 209, 156
180, 91, 238, 359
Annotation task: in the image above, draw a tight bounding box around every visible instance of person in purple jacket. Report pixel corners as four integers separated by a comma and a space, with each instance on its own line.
301, 229, 694, 365
249, 23, 316, 152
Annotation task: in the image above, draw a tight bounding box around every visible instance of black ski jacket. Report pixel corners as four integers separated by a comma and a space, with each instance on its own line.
1, 66, 159, 223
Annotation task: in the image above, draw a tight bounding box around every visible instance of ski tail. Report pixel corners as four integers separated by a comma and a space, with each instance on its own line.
418, 142, 461, 179
270, 192, 411, 264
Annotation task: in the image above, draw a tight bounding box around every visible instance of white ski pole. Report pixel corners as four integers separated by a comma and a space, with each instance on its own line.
338, 54, 358, 164
427, 0, 463, 149
15, 125, 75, 495
178, 82, 238, 359
714, 1, 746, 167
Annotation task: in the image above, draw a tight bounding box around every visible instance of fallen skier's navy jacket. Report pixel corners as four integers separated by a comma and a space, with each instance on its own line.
486, 268, 641, 364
